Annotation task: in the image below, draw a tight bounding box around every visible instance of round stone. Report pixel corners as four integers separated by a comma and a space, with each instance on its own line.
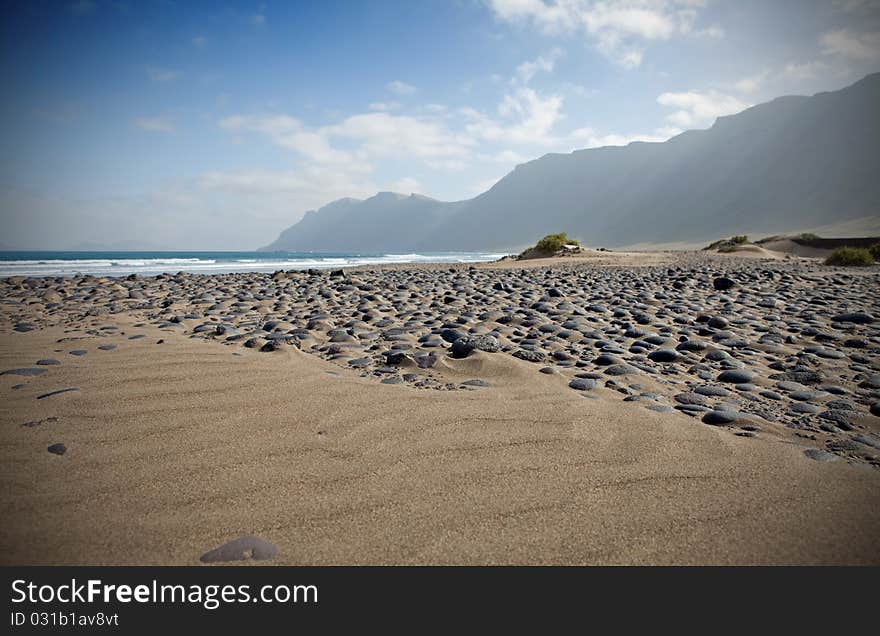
647, 349, 680, 363
702, 410, 738, 425
718, 369, 755, 383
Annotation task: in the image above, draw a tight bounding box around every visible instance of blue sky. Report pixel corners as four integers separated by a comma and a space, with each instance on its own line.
2, 0, 879, 249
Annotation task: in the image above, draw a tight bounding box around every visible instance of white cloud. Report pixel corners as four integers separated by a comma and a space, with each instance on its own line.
820, 28, 880, 61
325, 112, 472, 159
465, 86, 564, 145
386, 177, 422, 194
487, 149, 530, 163
516, 47, 563, 83
695, 25, 724, 39
147, 67, 181, 82
219, 115, 356, 164
733, 70, 770, 94
134, 116, 175, 133
487, 0, 713, 67
387, 80, 417, 95
424, 158, 470, 171
368, 101, 401, 111
783, 60, 832, 80
657, 89, 749, 128
569, 125, 678, 149
218, 109, 474, 187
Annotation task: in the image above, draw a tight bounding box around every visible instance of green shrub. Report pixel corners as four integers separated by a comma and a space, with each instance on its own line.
518, 232, 581, 259
534, 232, 577, 253
825, 247, 875, 266
797, 232, 820, 240
870, 243, 880, 261
705, 235, 749, 250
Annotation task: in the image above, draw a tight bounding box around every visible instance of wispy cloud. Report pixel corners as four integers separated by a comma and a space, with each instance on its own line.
516, 47, 563, 83
387, 80, 417, 95
733, 70, 770, 94
487, 0, 714, 68
569, 126, 678, 149
821, 28, 880, 61
134, 116, 175, 132
368, 101, 401, 112
657, 90, 750, 128
782, 60, 832, 80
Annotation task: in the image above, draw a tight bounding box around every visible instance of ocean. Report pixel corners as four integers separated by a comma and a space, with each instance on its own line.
0, 251, 509, 278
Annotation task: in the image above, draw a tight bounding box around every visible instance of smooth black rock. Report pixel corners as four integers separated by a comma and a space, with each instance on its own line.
852, 434, 880, 450
702, 410, 738, 425
712, 277, 735, 291
647, 349, 680, 363
451, 335, 499, 358
718, 369, 755, 383
199, 536, 278, 563
47, 443, 67, 456
1, 368, 47, 377
36, 359, 61, 366
440, 328, 466, 343
385, 351, 413, 365
831, 311, 874, 324
462, 379, 490, 387
674, 392, 707, 405
803, 449, 838, 462
604, 364, 640, 376
694, 385, 730, 397
569, 378, 599, 391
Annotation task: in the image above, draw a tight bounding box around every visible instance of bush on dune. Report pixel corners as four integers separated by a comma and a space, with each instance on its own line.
518, 232, 580, 259
870, 243, 880, 261
825, 247, 875, 266
535, 232, 578, 253
703, 235, 750, 251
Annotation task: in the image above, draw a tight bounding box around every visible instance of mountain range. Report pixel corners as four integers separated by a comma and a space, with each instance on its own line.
262, 72, 880, 253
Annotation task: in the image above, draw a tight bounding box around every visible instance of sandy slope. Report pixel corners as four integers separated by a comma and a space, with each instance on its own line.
1, 317, 878, 565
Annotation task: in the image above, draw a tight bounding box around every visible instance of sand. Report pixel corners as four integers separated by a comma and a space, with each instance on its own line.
1, 253, 879, 565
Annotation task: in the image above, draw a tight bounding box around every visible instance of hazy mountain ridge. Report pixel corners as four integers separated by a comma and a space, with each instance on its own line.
263, 73, 880, 252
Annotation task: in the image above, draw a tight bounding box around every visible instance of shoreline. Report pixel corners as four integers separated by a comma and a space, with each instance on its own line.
0, 246, 833, 281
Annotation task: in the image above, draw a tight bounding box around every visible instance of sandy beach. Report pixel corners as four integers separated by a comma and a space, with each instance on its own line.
1, 250, 879, 565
